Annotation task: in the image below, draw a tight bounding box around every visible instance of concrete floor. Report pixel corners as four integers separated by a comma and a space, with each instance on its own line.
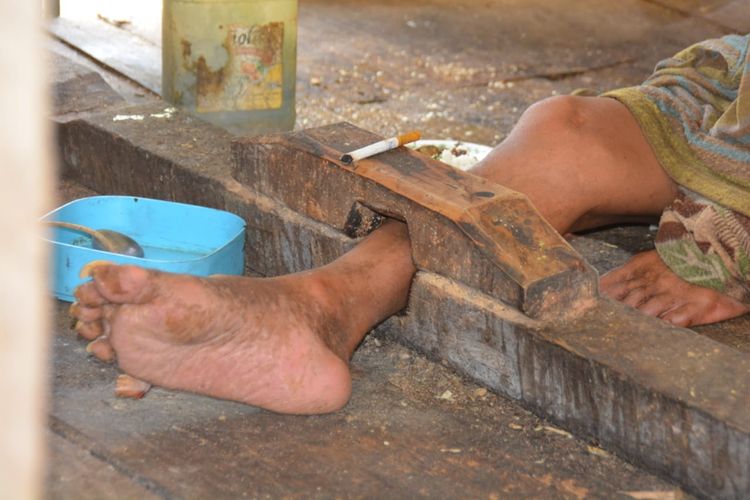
47, 0, 750, 497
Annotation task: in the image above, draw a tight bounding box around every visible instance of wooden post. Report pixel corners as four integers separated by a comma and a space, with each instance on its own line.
0, 0, 53, 498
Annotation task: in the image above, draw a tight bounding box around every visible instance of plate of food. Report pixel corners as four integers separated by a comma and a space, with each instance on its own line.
408, 139, 493, 171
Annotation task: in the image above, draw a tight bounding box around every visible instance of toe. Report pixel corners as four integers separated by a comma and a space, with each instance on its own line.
79, 260, 115, 279
600, 278, 630, 301
69, 302, 103, 322
600, 265, 638, 301
91, 265, 157, 304
86, 337, 115, 362
677, 293, 749, 327
74, 281, 108, 307
75, 319, 105, 340
619, 285, 650, 309
660, 305, 694, 328
600, 279, 629, 301
637, 293, 679, 318
115, 374, 151, 399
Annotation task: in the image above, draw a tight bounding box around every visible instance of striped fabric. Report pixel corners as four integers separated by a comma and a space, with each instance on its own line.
604, 34, 750, 304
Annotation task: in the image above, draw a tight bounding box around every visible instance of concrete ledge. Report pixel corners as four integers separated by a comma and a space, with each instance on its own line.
56, 100, 750, 498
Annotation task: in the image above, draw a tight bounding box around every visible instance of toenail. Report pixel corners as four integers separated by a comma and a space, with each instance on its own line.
85, 334, 108, 346
86, 338, 115, 362
115, 374, 151, 399
79, 260, 115, 279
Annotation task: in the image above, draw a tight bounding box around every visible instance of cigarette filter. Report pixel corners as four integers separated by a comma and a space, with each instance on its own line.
340, 131, 421, 164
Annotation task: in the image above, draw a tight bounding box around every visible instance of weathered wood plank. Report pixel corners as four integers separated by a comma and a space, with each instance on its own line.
647, 0, 750, 32
50, 300, 677, 499
233, 123, 597, 319
49, 52, 126, 121
391, 272, 750, 498
49, 17, 161, 94
46, 431, 161, 500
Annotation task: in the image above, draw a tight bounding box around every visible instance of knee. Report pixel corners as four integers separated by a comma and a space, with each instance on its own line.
519, 95, 596, 142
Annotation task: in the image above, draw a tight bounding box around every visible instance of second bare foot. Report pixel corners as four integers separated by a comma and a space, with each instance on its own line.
600, 250, 749, 327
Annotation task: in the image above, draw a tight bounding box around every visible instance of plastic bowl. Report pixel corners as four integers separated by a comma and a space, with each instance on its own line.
43, 196, 246, 302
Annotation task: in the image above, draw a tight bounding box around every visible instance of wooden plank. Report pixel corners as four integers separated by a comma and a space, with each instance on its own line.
46, 431, 161, 500
646, 0, 750, 31
701, 0, 750, 32
49, 52, 127, 120
49, 300, 677, 498
396, 273, 750, 498
232, 123, 597, 318
49, 17, 161, 94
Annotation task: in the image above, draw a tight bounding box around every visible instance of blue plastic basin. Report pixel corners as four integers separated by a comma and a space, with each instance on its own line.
43, 196, 246, 302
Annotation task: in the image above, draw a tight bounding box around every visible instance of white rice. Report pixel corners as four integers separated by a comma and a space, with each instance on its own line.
409, 140, 492, 171
437, 147, 485, 170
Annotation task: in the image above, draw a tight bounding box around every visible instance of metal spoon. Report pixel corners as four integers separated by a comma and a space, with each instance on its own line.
47, 221, 145, 257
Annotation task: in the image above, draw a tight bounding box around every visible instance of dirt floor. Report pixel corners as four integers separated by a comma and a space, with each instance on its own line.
46, 0, 750, 497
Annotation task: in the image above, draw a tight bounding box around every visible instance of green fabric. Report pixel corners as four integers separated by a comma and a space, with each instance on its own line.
654, 190, 750, 304
603, 34, 750, 217
656, 239, 731, 291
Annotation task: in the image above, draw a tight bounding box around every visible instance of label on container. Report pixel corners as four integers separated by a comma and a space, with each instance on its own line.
196, 22, 284, 112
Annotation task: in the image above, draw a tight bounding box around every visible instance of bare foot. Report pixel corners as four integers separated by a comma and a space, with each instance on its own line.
69, 220, 416, 415
70, 264, 354, 414
600, 250, 750, 327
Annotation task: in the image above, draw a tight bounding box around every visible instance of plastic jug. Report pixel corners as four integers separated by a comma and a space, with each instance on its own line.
162, 0, 297, 134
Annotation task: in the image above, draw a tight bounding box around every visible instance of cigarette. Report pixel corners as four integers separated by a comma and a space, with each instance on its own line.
340, 131, 421, 164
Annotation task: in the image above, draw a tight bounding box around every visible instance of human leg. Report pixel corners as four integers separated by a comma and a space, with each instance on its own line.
72, 219, 414, 414
470, 95, 678, 234
468, 94, 748, 326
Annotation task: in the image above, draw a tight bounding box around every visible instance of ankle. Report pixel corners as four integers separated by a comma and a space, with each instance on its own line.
291, 271, 360, 360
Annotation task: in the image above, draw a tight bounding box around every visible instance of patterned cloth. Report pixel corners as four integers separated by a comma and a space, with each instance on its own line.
604, 34, 750, 304
657, 189, 750, 303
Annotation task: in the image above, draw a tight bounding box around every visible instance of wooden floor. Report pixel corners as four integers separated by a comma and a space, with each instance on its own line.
49, 286, 677, 499
47, 0, 750, 497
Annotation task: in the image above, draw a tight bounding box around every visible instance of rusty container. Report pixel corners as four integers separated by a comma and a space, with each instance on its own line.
162, 0, 297, 134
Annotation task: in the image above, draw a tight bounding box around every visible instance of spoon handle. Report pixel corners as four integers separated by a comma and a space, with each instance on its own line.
45, 221, 116, 252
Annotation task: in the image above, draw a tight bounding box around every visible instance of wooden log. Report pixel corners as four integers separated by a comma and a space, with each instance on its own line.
233, 123, 597, 319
